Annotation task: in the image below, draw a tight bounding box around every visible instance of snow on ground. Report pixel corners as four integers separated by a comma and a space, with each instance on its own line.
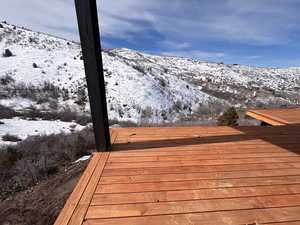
74, 155, 91, 163
0, 22, 299, 126
0, 98, 35, 110
0, 118, 85, 146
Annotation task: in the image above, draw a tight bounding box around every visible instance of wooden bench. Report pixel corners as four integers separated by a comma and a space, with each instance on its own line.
246, 108, 300, 126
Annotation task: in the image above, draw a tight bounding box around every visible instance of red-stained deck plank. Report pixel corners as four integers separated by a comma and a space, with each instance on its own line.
246, 108, 300, 125
54, 125, 300, 225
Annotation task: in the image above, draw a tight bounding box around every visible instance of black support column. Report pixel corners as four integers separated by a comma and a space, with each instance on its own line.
74, 0, 110, 151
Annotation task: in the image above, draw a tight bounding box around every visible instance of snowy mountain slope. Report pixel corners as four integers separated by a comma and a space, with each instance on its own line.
0, 21, 299, 127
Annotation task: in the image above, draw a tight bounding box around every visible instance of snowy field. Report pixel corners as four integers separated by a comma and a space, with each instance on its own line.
0, 118, 85, 146
0, 21, 299, 145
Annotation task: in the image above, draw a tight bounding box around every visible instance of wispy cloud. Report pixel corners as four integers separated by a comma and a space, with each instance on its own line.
162, 41, 191, 49
161, 50, 225, 60
100, 0, 300, 45
1, 0, 300, 66
247, 55, 262, 60
1, 0, 299, 45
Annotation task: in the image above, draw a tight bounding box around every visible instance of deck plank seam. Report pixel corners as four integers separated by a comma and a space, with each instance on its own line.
54, 153, 102, 225
109, 151, 300, 158
79, 152, 111, 224
102, 162, 300, 177
90, 192, 300, 206
67, 154, 102, 225
105, 160, 300, 170
94, 182, 300, 195
107, 156, 300, 163
99, 175, 300, 185
106, 156, 300, 164
100, 166, 300, 179
262, 220, 300, 224
84, 205, 300, 221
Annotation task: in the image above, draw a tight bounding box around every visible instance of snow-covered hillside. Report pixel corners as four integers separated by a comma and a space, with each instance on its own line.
0, 21, 300, 133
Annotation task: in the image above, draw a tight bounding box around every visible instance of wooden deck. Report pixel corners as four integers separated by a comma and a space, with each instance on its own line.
54, 125, 300, 225
246, 108, 300, 126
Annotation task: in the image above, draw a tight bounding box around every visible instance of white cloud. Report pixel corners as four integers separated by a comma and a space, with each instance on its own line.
0, 0, 79, 41
247, 55, 262, 60
1, 0, 299, 46
162, 41, 191, 49
98, 0, 300, 46
161, 50, 225, 60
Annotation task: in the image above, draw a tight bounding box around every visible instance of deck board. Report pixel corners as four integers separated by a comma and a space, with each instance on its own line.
54, 125, 300, 225
246, 108, 300, 125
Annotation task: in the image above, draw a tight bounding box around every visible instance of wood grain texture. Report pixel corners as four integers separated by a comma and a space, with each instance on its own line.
68, 152, 109, 225
86, 194, 300, 219
83, 207, 300, 225
54, 125, 300, 225
246, 108, 300, 126
96, 175, 300, 194
91, 184, 300, 205
99, 168, 300, 184
53, 154, 101, 225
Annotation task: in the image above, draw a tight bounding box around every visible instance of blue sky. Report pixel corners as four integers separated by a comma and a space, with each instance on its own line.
1, 0, 300, 67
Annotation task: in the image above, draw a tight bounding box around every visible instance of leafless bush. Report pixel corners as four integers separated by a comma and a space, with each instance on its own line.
2, 49, 13, 57
21, 106, 91, 125
172, 100, 182, 113
75, 85, 88, 110
0, 127, 95, 199
3, 81, 62, 103
156, 77, 167, 87
132, 65, 145, 74
0, 74, 15, 85
0, 105, 20, 119
61, 88, 70, 101
2, 134, 22, 142
141, 106, 153, 120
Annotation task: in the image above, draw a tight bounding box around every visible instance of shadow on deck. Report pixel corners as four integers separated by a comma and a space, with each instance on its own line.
54, 125, 300, 225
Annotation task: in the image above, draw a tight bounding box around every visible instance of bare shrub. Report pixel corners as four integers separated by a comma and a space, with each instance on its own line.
75, 85, 88, 109
2, 49, 13, 57
141, 106, 153, 120
20, 106, 91, 126
2, 134, 22, 142
161, 110, 168, 120
0, 105, 19, 119
0, 74, 15, 85
156, 77, 167, 87
117, 107, 124, 118
172, 100, 182, 113
41, 81, 60, 99
132, 65, 145, 74
0, 127, 95, 198
0, 147, 22, 170
61, 88, 70, 101
4, 82, 62, 103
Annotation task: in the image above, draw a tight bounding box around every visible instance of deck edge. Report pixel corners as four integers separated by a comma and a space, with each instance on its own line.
53, 153, 102, 225
246, 110, 286, 126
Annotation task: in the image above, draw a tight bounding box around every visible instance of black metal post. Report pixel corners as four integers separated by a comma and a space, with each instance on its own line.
74, 0, 111, 151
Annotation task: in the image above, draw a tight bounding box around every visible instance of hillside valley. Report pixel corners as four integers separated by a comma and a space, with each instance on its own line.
0, 21, 300, 145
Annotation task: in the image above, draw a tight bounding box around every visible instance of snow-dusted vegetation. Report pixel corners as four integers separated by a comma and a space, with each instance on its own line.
0, 21, 300, 144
